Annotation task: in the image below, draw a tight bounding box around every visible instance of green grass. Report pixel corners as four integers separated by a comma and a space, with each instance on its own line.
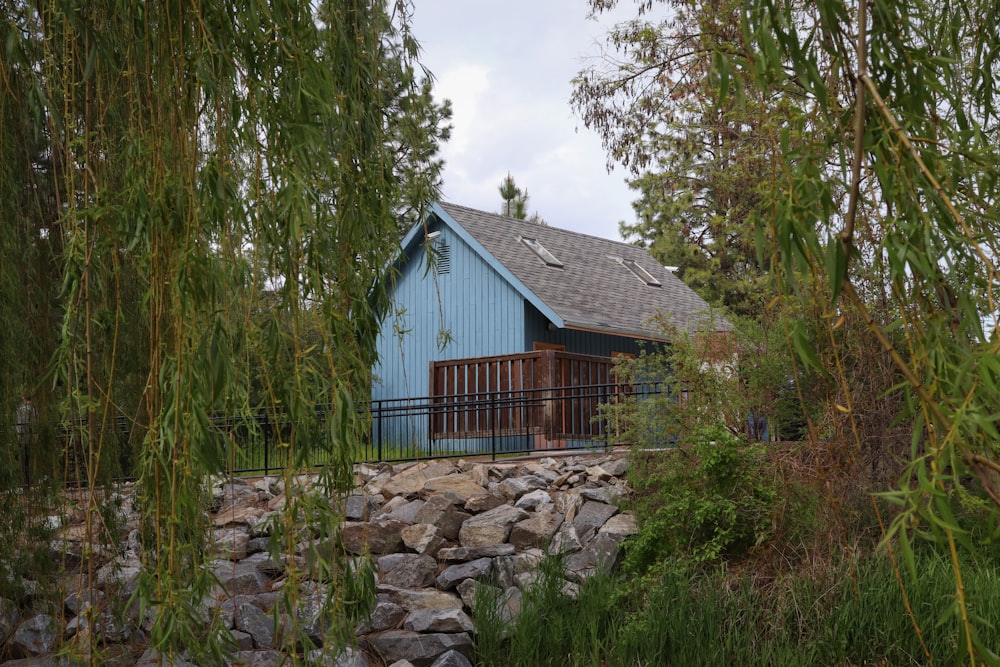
473, 549, 1000, 666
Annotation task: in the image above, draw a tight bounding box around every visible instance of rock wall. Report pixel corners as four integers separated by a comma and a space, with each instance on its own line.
0, 451, 635, 667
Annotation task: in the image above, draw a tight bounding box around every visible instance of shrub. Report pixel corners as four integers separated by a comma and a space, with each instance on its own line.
624, 424, 777, 576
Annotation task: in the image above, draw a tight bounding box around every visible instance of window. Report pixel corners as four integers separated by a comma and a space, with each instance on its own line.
612, 256, 661, 286
519, 236, 563, 267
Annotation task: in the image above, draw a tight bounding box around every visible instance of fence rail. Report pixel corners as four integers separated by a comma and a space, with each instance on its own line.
28, 382, 665, 479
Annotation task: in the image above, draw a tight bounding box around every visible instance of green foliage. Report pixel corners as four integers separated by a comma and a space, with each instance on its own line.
497, 172, 545, 224
624, 426, 777, 575
1, 0, 449, 661
473, 555, 624, 667
603, 313, 813, 444
477, 548, 1000, 666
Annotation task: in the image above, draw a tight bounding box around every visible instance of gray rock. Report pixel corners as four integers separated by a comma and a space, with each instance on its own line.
214, 479, 263, 514
341, 518, 405, 555
463, 493, 506, 513
598, 512, 638, 539
230, 628, 255, 650
458, 504, 528, 548
364, 630, 473, 667
378, 553, 438, 588
437, 543, 515, 562
214, 558, 269, 596
513, 489, 553, 511
225, 649, 284, 667
572, 500, 619, 542
307, 645, 372, 667
509, 511, 563, 549
414, 496, 471, 541
580, 485, 627, 505
422, 475, 489, 503
10, 614, 59, 657
212, 526, 252, 561
235, 602, 274, 649
401, 523, 446, 555
63, 588, 104, 617
435, 557, 493, 590
377, 586, 464, 612
565, 533, 623, 581
357, 599, 407, 634
135, 648, 199, 666
497, 476, 548, 501
548, 521, 583, 555
0, 596, 20, 646
599, 456, 630, 477
378, 497, 426, 524
380, 461, 457, 498
403, 607, 474, 633
345, 494, 381, 521
430, 649, 475, 667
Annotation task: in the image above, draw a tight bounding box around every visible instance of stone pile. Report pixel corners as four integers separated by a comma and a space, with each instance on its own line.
0, 451, 636, 667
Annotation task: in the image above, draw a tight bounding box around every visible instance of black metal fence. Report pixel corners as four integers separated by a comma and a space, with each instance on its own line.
27, 382, 666, 479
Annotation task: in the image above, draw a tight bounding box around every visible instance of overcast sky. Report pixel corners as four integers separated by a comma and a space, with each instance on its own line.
410, 2, 640, 241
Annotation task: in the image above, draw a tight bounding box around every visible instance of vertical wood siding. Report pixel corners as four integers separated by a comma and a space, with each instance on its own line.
373, 225, 526, 402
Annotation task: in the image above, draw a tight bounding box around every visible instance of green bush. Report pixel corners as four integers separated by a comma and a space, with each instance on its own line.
624, 424, 777, 576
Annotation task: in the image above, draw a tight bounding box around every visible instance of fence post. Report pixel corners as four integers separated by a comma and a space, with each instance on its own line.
376, 400, 383, 462
263, 414, 270, 475
491, 391, 497, 461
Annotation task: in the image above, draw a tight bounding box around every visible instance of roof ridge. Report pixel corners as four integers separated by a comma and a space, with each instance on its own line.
438, 201, 638, 249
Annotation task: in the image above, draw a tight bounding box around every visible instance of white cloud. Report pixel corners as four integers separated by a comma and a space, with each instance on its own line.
412, 2, 642, 240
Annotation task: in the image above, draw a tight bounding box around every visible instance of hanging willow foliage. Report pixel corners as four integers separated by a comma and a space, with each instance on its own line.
1, 0, 447, 662
737, 0, 1000, 660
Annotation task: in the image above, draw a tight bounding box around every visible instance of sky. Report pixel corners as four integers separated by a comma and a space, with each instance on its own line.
409, 2, 640, 241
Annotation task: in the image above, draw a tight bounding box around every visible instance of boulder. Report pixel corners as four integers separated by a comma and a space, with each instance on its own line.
429, 649, 474, 667
435, 557, 493, 591
437, 544, 515, 562
458, 505, 528, 548
378, 554, 438, 589
214, 558, 270, 596
341, 518, 405, 555
363, 630, 473, 667
403, 608, 474, 633
513, 489, 553, 512
9, 614, 59, 658
377, 586, 464, 612
380, 462, 457, 498
572, 500, 619, 542
509, 511, 563, 549
422, 475, 489, 504
401, 524, 446, 556
413, 496, 471, 541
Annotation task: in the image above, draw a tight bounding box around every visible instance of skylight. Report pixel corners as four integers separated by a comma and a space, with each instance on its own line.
519, 236, 563, 268
615, 257, 661, 286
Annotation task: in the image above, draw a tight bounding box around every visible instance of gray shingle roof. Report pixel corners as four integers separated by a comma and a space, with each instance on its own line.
436, 202, 729, 340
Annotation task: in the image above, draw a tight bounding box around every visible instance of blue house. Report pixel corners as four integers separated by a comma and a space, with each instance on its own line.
372, 202, 724, 454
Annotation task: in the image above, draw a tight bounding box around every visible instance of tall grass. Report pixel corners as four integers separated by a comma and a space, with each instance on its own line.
475, 548, 1000, 666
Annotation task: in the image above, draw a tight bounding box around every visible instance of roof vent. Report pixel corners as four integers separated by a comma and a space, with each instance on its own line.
612, 256, 661, 286
519, 236, 563, 268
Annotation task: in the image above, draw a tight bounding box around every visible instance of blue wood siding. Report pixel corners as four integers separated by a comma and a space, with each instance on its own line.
522, 302, 651, 357
374, 224, 526, 402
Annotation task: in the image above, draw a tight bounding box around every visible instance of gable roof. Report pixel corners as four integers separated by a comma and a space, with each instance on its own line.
399, 202, 728, 341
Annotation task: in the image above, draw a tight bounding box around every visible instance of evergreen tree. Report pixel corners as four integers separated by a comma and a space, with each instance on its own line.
498, 172, 545, 224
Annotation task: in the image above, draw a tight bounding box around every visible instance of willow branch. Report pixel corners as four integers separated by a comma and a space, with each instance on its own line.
841, 0, 868, 260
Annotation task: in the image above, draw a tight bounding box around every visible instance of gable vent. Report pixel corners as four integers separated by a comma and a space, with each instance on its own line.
519, 236, 563, 268
434, 240, 451, 275
612, 256, 661, 286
